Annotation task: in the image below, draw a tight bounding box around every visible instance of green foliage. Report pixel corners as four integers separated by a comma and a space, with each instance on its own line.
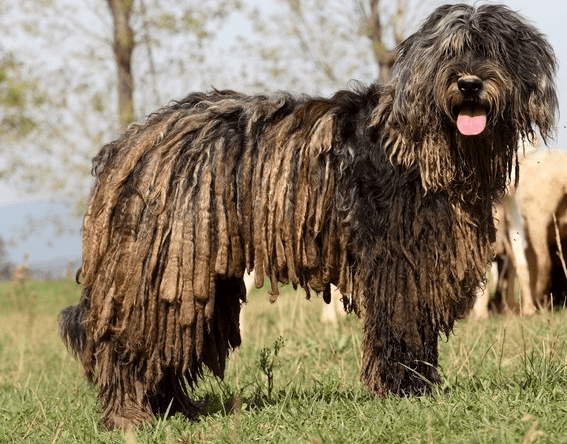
5, 82, 25, 107
253, 335, 285, 404
1, 114, 36, 135
0, 55, 39, 139
181, 12, 210, 39
0, 0, 248, 207
1, 281, 567, 443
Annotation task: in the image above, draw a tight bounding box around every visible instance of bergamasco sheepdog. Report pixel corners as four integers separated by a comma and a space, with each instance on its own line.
60, 3, 557, 429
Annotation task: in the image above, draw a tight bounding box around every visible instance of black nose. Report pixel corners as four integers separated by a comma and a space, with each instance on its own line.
457, 76, 483, 94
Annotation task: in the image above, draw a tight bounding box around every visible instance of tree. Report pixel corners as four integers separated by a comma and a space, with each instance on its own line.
107, 0, 136, 129
362, 0, 407, 81
0, 235, 12, 280
0, 0, 437, 212
0, 235, 7, 264
104, 0, 244, 129
229, 0, 439, 96
0, 0, 243, 205
0, 54, 40, 140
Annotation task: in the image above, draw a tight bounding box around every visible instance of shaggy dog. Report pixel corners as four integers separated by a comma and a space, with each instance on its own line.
59, 3, 557, 429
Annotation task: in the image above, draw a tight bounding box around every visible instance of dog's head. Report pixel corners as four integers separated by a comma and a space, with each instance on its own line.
389, 3, 557, 145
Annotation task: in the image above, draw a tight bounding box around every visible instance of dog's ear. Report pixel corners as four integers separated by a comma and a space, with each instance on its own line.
506, 21, 558, 145
524, 59, 558, 146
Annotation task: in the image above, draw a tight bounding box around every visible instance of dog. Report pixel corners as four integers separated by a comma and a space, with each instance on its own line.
59, 3, 557, 429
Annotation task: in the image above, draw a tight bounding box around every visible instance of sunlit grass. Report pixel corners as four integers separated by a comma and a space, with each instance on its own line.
1, 279, 567, 443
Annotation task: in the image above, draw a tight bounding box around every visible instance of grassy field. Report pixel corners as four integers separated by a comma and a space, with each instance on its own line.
1, 278, 566, 443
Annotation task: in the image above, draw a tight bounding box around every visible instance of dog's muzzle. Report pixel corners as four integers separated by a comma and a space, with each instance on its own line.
456, 75, 487, 136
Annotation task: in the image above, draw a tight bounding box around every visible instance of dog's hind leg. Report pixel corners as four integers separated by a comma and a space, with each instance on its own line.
149, 276, 245, 421
98, 364, 202, 430
149, 368, 204, 420
95, 275, 245, 430
96, 348, 155, 430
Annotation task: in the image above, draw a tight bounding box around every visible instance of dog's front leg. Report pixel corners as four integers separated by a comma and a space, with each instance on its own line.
358, 265, 442, 397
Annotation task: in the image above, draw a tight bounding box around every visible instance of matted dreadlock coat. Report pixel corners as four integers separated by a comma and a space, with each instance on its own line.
60, 3, 557, 429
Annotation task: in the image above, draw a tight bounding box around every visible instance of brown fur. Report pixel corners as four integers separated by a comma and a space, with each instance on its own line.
59, 4, 557, 429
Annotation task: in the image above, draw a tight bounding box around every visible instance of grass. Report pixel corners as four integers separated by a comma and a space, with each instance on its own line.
1, 278, 567, 443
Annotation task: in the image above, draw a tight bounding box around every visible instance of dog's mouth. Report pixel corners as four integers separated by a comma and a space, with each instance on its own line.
456, 103, 487, 136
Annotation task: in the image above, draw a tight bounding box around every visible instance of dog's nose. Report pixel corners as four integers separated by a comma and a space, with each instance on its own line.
458, 76, 483, 94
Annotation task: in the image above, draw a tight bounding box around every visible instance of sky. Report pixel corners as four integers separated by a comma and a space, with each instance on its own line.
0, 0, 566, 272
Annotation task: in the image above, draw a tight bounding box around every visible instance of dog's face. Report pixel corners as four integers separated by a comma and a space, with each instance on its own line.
390, 3, 557, 144
438, 56, 510, 138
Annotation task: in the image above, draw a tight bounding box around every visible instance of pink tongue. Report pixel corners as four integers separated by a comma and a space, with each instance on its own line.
457, 105, 487, 136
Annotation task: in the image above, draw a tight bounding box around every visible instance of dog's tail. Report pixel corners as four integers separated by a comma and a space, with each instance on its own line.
58, 304, 86, 359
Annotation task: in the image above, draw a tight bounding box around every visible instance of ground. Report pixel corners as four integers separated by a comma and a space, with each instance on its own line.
1, 278, 567, 443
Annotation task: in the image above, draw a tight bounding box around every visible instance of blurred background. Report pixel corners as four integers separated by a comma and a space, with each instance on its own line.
0, 0, 565, 280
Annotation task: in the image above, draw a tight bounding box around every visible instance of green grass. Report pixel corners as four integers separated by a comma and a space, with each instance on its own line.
1, 279, 567, 443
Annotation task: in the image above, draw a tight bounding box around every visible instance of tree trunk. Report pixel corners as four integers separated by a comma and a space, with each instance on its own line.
107, 0, 136, 131
367, 0, 399, 82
